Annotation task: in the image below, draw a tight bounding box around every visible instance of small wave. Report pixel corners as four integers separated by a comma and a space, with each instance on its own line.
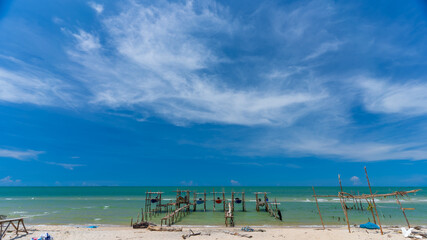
94, 218, 101, 221
10, 211, 28, 214
24, 212, 50, 218
103, 206, 109, 209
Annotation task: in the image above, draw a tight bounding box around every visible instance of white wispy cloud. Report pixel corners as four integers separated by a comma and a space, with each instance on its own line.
0, 148, 44, 160
0, 176, 21, 186
359, 78, 427, 116
284, 137, 427, 161
2, 0, 427, 164
88, 2, 104, 14
71, 29, 101, 52
230, 179, 240, 186
44, 161, 85, 170
64, 0, 327, 126
180, 180, 194, 186
305, 41, 342, 60
0, 67, 72, 106
350, 176, 361, 185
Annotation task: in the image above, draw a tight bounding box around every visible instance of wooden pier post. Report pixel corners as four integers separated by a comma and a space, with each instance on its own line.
213, 189, 216, 212
264, 193, 269, 212
223, 192, 226, 211
365, 167, 383, 235
231, 192, 235, 212
312, 186, 325, 229
204, 190, 207, 212
193, 191, 197, 211
242, 192, 246, 212
256, 193, 259, 211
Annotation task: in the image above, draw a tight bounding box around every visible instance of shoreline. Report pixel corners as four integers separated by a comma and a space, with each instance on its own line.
8, 224, 419, 240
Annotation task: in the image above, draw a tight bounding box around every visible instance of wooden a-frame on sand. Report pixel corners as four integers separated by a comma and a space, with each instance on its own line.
312, 167, 421, 235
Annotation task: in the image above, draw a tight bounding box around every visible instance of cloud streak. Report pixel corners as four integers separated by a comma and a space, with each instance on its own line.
44, 161, 85, 170
0, 148, 44, 160
359, 78, 427, 116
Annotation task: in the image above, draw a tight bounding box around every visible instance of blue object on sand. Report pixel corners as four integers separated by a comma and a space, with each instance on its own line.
241, 226, 254, 232
86, 226, 98, 228
360, 222, 380, 229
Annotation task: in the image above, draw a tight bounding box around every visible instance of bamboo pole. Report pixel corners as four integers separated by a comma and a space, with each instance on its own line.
395, 195, 410, 228
338, 175, 351, 233
213, 188, 216, 212
312, 186, 325, 229
223, 192, 225, 211
315, 189, 421, 199
364, 167, 383, 235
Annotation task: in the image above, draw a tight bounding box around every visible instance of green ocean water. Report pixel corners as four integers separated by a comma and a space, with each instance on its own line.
0, 186, 425, 226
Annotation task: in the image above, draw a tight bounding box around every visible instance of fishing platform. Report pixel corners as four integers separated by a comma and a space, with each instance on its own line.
132, 188, 283, 227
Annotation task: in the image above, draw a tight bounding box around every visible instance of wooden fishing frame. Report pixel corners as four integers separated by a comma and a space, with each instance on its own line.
231, 191, 246, 212
312, 167, 421, 234
193, 190, 207, 212
144, 191, 164, 220
254, 192, 270, 212
211, 189, 226, 212
173, 189, 191, 212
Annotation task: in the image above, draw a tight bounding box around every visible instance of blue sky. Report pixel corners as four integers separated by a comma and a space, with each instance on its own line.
1, 0, 427, 186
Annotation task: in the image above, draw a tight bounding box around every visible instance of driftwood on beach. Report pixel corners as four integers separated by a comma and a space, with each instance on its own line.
132, 221, 156, 229
224, 231, 253, 238
147, 226, 182, 231
182, 229, 210, 239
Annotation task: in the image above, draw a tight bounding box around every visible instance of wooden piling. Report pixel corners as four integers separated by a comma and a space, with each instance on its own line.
242, 192, 246, 212
264, 193, 269, 212
213, 189, 216, 212
231, 192, 235, 212
223, 192, 225, 211
256, 193, 259, 211
204, 190, 207, 212
193, 191, 197, 211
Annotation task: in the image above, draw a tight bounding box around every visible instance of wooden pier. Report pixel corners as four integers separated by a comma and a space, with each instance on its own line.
133, 188, 283, 228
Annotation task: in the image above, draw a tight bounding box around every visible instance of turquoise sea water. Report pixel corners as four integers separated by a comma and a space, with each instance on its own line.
0, 187, 425, 226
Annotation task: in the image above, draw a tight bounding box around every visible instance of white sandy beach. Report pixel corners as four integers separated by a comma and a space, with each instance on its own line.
3, 225, 424, 240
